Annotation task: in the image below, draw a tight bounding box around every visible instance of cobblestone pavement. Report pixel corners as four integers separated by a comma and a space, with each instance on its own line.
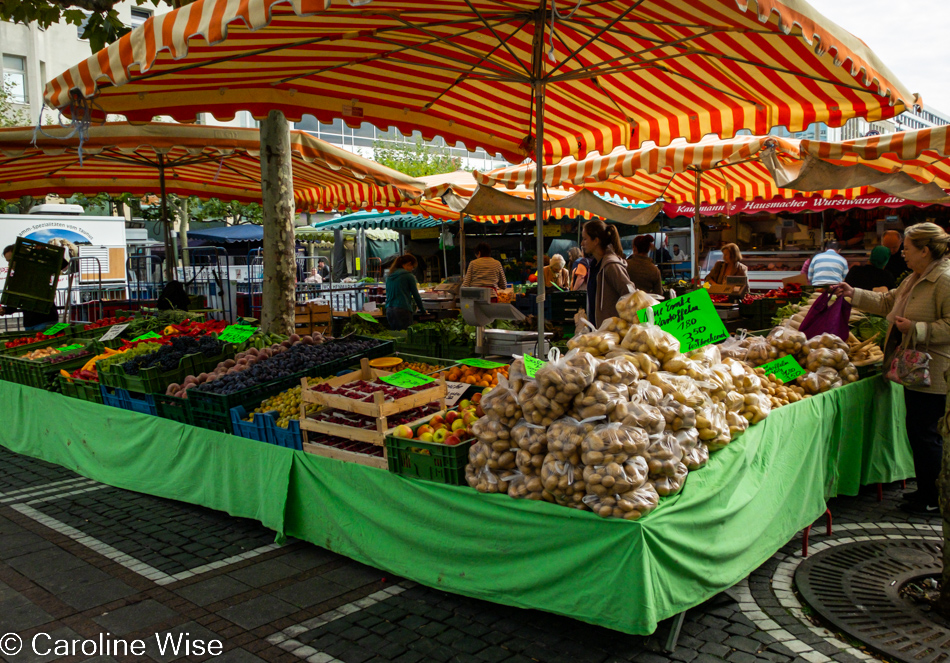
0, 445, 932, 663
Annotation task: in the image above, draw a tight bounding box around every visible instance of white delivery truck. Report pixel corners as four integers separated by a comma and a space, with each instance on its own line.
0, 204, 129, 295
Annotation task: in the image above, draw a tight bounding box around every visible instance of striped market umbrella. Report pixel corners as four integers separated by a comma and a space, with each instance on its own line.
0, 123, 426, 211
45, 0, 916, 337
478, 127, 950, 276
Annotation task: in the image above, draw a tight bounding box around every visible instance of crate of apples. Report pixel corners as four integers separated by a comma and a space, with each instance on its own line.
392, 393, 483, 446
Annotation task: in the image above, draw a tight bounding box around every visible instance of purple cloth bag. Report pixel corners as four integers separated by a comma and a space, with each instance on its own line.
798, 292, 852, 340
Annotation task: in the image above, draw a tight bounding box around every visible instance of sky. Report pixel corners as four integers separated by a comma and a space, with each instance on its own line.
810, 0, 950, 113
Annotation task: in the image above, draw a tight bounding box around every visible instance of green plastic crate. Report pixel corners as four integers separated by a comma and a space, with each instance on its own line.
9, 345, 99, 391
386, 435, 473, 485
99, 346, 234, 394
153, 392, 193, 425
0, 238, 65, 314
58, 374, 104, 404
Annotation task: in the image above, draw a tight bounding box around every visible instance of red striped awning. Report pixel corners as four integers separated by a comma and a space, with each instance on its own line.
45, 0, 918, 164
0, 122, 425, 211
477, 127, 950, 213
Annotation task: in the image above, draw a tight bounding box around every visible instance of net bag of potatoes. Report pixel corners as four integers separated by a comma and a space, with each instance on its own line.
583, 481, 660, 521
652, 461, 689, 497
645, 431, 684, 476
599, 316, 632, 337
568, 320, 621, 357
508, 357, 528, 393
471, 415, 514, 447
647, 371, 706, 409
465, 441, 517, 494
507, 470, 545, 500
546, 415, 602, 462
540, 453, 588, 509
616, 289, 659, 323
687, 344, 722, 368
797, 366, 844, 395
580, 421, 649, 466
632, 379, 664, 406
621, 323, 681, 363
718, 331, 750, 362
677, 427, 709, 470
480, 376, 523, 427
595, 355, 641, 385
696, 399, 730, 452
583, 455, 649, 499
573, 380, 630, 419
767, 326, 807, 361
744, 334, 779, 367
617, 398, 666, 434
523, 349, 600, 425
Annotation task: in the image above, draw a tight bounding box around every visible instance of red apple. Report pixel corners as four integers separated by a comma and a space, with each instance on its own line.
393, 424, 414, 439
462, 412, 478, 427
416, 424, 434, 437
458, 399, 472, 410
445, 411, 460, 425
471, 393, 483, 404
444, 434, 461, 446
475, 404, 485, 418
429, 414, 445, 428
433, 428, 449, 443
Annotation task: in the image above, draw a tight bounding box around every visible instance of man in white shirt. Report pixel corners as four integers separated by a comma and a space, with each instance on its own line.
807, 242, 849, 286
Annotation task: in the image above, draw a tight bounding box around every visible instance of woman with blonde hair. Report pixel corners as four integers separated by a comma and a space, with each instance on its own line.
833, 222, 950, 515
543, 253, 570, 290
704, 243, 748, 284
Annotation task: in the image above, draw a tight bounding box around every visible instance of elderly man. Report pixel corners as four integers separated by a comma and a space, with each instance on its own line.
881, 229, 909, 281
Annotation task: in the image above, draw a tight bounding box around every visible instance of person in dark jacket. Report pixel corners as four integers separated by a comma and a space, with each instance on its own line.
626, 235, 663, 295
385, 254, 426, 330
582, 220, 634, 326
157, 280, 191, 311
882, 230, 909, 281
845, 245, 896, 291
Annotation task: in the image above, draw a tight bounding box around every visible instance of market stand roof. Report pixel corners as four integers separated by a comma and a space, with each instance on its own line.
301, 211, 444, 232
0, 122, 427, 211
44, 0, 917, 164
186, 224, 263, 243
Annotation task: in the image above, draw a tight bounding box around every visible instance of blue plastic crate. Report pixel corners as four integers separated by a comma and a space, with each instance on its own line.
100, 385, 157, 416
229, 406, 303, 451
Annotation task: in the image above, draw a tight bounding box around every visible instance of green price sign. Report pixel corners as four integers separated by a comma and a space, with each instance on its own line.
636, 289, 728, 353
379, 368, 436, 388
459, 358, 506, 369
56, 344, 84, 353
42, 323, 70, 336
355, 312, 379, 324
217, 324, 258, 344
524, 354, 546, 378
131, 331, 162, 342
759, 355, 806, 384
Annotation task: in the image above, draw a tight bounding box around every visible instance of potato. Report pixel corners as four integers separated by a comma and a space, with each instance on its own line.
615, 291, 659, 323
617, 401, 666, 435
581, 422, 649, 465
653, 462, 688, 496
568, 330, 620, 357
540, 453, 588, 509
546, 417, 598, 460
582, 481, 659, 520
595, 355, 640, 385
481, 382, 523, 427
621, 324, 680, 358
573, 381, 629, 419
644, 431, 684, 477
657, 395, 697, 431
583, 455, 648, 497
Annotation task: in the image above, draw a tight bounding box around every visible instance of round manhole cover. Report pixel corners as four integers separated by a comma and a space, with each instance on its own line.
796, 538, 947, 663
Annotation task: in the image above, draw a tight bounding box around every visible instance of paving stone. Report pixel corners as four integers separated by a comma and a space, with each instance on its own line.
209, 648, 266, 663
726, 624, 756, 637
477, 646, 513, 663
274, 575, 349, 609
0, 595, 54, 631
700, 616, 731, 630
635, 653, 672, 663
175, 575, 252, 606
227, 560, 300, 588
809, 641, 844, 657
94, 599, 179, 636
727, 652, 759, 663
758, 653, 793, 663
724, 636, 762, 654
699, 628, 730, 644
701, 643, 732, 657
695, 655, 730, 663
218, 594, 298, 631
752, 632, 778, 646
671, 649, 699, 663
5, 546, 90, 580
320, 563, 383, 590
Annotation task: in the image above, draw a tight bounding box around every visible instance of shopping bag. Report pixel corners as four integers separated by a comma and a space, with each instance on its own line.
798, 292, 851, 340
884, 337, 932, 388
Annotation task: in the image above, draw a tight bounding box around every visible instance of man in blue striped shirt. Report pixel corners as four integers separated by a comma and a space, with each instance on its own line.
808, 242, 849, 286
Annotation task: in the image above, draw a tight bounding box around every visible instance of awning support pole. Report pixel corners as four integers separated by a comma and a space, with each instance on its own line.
692, 170, 702, 281
158, 155, 175, 283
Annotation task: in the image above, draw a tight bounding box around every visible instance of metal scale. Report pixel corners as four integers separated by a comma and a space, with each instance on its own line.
458, 287, 535, 356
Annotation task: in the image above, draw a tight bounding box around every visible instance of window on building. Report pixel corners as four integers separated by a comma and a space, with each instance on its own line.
2, 55, 27, 104
130, 7, 152, 29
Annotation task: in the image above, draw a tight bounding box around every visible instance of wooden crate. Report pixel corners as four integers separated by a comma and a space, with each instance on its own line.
299, 358, 447, 446
295, 302, 332, 336
301, 440, 388, 470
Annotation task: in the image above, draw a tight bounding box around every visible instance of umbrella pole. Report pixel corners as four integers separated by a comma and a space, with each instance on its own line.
459, 213, 466, 276
441, 221, 448, 280
692, 170, 702, 281
534, 82, 547, 356
158, 155, 174, 283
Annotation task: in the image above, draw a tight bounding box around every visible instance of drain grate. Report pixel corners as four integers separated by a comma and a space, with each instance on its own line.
796, 538, 948, 663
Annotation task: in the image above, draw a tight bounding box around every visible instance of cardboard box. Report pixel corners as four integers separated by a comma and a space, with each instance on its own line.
781, 273, 809, 286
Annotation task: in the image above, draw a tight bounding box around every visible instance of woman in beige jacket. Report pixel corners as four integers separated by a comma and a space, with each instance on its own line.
833, 223, 950, 515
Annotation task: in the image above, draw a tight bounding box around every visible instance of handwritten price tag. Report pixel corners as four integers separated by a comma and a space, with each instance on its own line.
131, 331, 162, 342
524, 354, 546, 378
459, 358, 506, 369
444, 381, 470, 407
99, 323, 129, 342
42, 323, 70, 336
355, 312, 379, 324
379, 368, 436, 388
759, 355, 806, 383
217, 324, 257, 344
636, 289, 728, 353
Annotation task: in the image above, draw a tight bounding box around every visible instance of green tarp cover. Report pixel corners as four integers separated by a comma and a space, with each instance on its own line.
0, 377, 912, 635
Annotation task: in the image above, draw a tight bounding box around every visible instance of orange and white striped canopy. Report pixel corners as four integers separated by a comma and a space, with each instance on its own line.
476, 126, 950, 208
0, 122, 426, 211
45, 0, 917, 164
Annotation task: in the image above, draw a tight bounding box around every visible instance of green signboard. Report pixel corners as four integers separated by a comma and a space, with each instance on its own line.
217, 324, 258, 344
636, 289, 728, 352
524, 354, 546, 378
42, 323, 70, 336
759, 355, 807, 384
459, 358, 506, 370
379, 368, 436, 388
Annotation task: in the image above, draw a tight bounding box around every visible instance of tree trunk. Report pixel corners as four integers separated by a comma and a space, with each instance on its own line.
936, 411, 950, 615
259, 110, 296, 336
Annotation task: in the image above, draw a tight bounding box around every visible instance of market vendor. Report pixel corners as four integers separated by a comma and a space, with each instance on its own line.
1, 244, 64, 331
882, 230, 909, 280
317, 258, 331, 281
462, 242, 507, 290
832, 223, 950, 515
568, 247, 589, 291
626, 235, 663, 294
830, 214, 865, 248
704, 243, 748, 285
543, 254, 569, 290
581, 219, 634, 325
845, 245, 895, 291
385, 254, 426, 330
